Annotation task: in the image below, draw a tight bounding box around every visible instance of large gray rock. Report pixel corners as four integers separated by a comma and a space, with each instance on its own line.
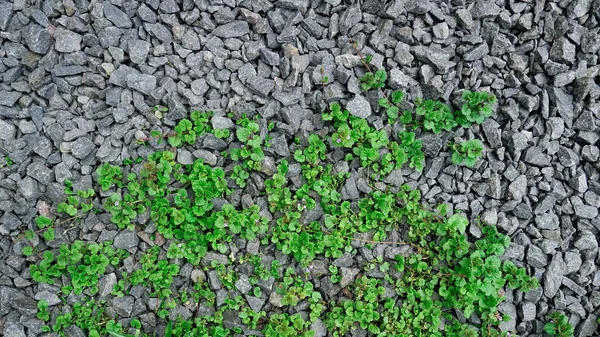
127, 74, 156, 95
112, 296, 134, 317
346, 95, 371, 119
413, 45, 455, 73
544, 253, 565, 298
128, 40, 150, 64
103, 3, 132, 28
213, 21, 250, 38
54, 29, 82, 53
25, 24, 51, 54
113, 231, 139, 250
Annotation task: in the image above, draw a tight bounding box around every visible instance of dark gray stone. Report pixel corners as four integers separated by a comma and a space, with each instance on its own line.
413, 45, 455, 73
524, 147, 551, 167
213, 21, 250, 38
549, 37, 576, 65
544, 253, 565, 298
482, 118, 502, 148
103, 3, 132, 28
113, 231, 139, 250
246, 76, 274, 98
463, 42, 489, 61
25, 25, 52, 54
112, 296, 134, 317
527, 245, 547, 268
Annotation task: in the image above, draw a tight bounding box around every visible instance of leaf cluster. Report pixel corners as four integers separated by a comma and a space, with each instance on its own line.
449, 139, 484, 168
544, 312, 574, 337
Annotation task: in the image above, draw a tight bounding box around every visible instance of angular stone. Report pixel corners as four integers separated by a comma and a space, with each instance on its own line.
0, 119, 16, 140
213, 21, 250, 38
246, 76, 274, 98
112, 296, 134, 317
482, 119, 502, 148
413, 45, 455, 73
535, 213, 559, 230
527, 245, 548, 268
71, 137, 95, 159
104, 3, 132, 28
128, 40, 150, 64
25, 25, 51, 54
27, 162, 52, 185
524, 147, 550, 166
507, 175, 527, 200
346, 95, 371, 119
544, 253, 565, 298
114, 231, 139, 250
54, 29, 82, 53
127, 74, 156, 95
463, 42, 489, 61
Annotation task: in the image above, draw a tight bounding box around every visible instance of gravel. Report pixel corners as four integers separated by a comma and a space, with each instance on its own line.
0, 1, 598, 336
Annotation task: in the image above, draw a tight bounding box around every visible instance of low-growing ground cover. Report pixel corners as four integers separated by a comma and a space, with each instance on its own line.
18, 54, 548, 337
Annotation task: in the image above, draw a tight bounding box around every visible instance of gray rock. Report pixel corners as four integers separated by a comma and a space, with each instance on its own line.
112, 296, 134, 317
574, 232, 598, 250
103, 3, 132, 28
71, 137, 95, 159
127, 74, 156, 95
213, 21, 249, 38
544, 253, 565, 298
0, 1, 12, 31
18, 177, 40, 200
235, 274, 252, 294
245, 295, 265, 312
535, 213, 559, 230
0, 119, 16, 140
575, 314, 598, 337
463, 42, 489, 61
507, 175, 527, 200
339, 7, 362, 34
246, 76, 274, 98
12, 297, 37, 316
524, 147, 550, 167
498, 302, 517, 332
1, 212, 20, 231
547, 117, 564, 139
114, 231, 139, 250
332, 253, 353, 268
54, 29, 82, 53
394, 41, 414, 65
582, 145, 599, 162
341, 176, 360, 200
260, 49, 279, 66
557, 147, 579, 167
562, 277, 586, 296
27, 162, 52, 185
568, 0, 593, 19
527, 245, 548, 269
519, 301, 536, 321
549, 87, 574, 127
311, 319, 327, 337
0, 90, 21, 107
419, 133, 443, 157
482, 118, 502, 148
25, 25, 51, 54
564, 251, 582, 274
574, 204, 598, 220
569, 172, 588, 193
339, 267, 359, 288
34, 290, 61, 306
191, 79, 209, 96
550, 37, 576, 65
144, 23, 173, 44
99, 273, 117, 297
388, 68, 417, 90
413, 45, 455, 73
346, 95, 371, 119
128, 40, 150, 64
3, 320, 26, 337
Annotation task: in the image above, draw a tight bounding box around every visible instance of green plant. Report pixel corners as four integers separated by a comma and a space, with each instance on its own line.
544, 312, 574, 337
29, 241, 129, 295
37, 299, 50, 321
455, 90, 496, 128
449, 139, 484, 168
359, 67, 387, 91
414, 97, 457, 134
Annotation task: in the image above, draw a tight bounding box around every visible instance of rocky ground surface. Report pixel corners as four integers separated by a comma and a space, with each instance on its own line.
0, 0, 599, 336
